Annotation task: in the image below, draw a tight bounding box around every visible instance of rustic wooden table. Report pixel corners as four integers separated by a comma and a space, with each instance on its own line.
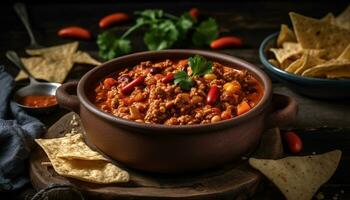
1, 1, 350, 199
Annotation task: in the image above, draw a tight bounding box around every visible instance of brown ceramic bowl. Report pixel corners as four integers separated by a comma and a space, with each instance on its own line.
56, 50, 297, 173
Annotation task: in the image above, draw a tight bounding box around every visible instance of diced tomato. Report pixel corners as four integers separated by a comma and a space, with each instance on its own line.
103, 78, 117, 89
237, 100, 251, 116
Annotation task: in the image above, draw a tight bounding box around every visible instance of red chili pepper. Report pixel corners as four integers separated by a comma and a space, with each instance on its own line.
58, 26, 91, 40
99, 13, 129, 29
121, 76, 144, 94
283, 131, 303, 154
210, 36, 243, 49
103, 78, 117, 89
161, 73, 174, 83
189, 8, 199, 20
207, 85, 219, 105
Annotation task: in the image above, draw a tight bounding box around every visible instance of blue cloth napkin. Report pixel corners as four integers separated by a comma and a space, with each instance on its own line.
0, 66, 45, 191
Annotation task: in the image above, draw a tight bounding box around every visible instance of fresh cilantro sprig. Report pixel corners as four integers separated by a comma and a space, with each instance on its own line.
174, 55, 212, 90
192, 18, 219, 47
189, 54, 212, 76
97, 31, 132, 60
174, 71, 193, 90
97, 9, 219, 60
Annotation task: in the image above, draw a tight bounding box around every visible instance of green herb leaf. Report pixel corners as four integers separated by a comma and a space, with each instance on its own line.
192, 18, 219, 47
135, 9, 164, 22
176, 13, 194, 41
188, 55, 212, 76
97, 31, 132, 60
174, 71, 193, 90
144, 20, 179, 50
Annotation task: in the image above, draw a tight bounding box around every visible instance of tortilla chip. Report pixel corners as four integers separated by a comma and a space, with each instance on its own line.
289, 12, 350, 59
280, 58, 298, 70
321, 13, 336, 24
277, 24, 296, 47
35, 134, 129, 184
294, 51, 326, 75
335, 5, 350, 30
268, 59, 280, 68
55, 134, 108, 161
337, 44, 350, 61
302, 59, 350, 77
285, 56, 305, 73
26, 42, 79, 57
249, 150, 341, 200
270, 42, 302, 64
326, 68, 350, 79
16, 57, 73, 83
72, 51, 101, 66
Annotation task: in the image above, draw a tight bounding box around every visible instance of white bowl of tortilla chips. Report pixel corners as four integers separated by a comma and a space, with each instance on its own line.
259, 6, 350, 99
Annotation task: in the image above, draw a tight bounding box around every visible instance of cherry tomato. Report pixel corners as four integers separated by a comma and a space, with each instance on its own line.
189, 8, 199, 20
283, 131, 303, 153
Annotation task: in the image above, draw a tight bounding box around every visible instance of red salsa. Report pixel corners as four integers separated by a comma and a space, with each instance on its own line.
18, 95, 57, 108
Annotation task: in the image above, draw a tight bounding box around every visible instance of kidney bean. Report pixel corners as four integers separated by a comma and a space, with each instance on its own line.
210, 36, 243, 49
150, 67, 161, 75
206, 85, 219, 105
99, 12, 129, 29
58, 26, 91, 40
283, 131, 303, 154
121, 76, 144, 94
161, 73, 174, 83
189, 8, 199, 20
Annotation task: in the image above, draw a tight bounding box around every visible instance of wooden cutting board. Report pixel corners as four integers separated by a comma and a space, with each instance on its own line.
30, 112, 283, 200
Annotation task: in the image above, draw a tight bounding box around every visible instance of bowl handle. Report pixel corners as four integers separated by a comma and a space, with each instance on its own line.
266, 94, 298, 128
56, 81, 80, 114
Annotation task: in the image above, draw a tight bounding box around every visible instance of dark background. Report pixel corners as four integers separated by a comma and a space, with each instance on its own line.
0, 0, 349, 76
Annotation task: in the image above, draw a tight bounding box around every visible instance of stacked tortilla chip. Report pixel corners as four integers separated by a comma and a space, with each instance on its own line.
269, 5, 350, 79
36, 133, 129, 184
16, 42, 101, 83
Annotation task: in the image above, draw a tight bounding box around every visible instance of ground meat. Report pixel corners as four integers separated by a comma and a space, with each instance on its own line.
93, 58, 263, 125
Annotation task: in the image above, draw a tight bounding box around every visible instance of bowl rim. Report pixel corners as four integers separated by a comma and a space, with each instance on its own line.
77, 49, 272, 132
259, 32, 350, 85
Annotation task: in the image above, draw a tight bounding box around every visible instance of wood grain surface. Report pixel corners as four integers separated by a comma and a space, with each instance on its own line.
30, 112, 283, 199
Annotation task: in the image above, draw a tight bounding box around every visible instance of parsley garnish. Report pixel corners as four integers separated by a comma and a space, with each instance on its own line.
192, 18, 219, 47
97, 31, 132, 60
174, 71, 193, 90
174, 55, 212, 90
189, 54, 212, 76
97, 9, 219, 60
